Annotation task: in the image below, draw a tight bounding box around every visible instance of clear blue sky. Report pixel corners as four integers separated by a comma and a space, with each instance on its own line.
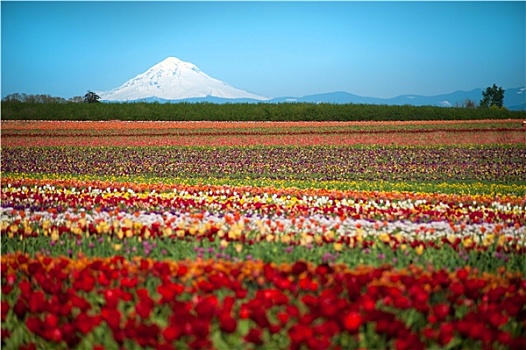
2, 1, 525, 99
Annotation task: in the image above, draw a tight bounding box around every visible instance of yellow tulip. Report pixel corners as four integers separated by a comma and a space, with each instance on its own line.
9, 224, 18, 234
483, 234, 494, 247
463, 237, 473, 249
51, 228, 59, 242
379, 233, 390, 243
162, 227, 173, 237
117, 229, 124, 240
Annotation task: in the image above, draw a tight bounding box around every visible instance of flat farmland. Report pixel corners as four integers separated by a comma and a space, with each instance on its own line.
2, 118, 526, 349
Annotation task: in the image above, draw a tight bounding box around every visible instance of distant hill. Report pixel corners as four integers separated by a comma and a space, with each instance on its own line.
97, 57, 525, 110
271, 87, 526, 110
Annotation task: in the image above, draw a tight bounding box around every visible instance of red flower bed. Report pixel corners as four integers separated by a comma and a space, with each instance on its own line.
2, 253, 526, 349
2, 119, 519, 131
2, 120, 524, 147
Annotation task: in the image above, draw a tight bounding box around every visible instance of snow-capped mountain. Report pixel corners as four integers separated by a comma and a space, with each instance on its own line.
98, 57, 267, 102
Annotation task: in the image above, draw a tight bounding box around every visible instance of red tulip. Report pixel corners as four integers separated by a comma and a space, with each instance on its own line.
74, 312, 100, 334
433, 303, 450, 322
135, 289, 155, 319
13, 297, 28, 319
19, 280, 31, 297
19, 344, 36, 350
0, 301, 9, 322
488, 310, 508, 328
277, 311, 289, 325
218, 312, 237, 333
342, 311, 362, 333
437, 322, 454, 346
394, 333, 424, 350
306, 335, 331, 350
73, 270, 96, 293
195, 295, 218, 321
289, 323, 313, 346
28, 291, 46, 313
44, 313, 59, 328
487, 286, 506, 303
456, 268, 468, 280
449, 281, 465, 297
162, 324, 182, 342
291, 261, 308, 275
101, 307, 121, 330
190, 318, 210, 339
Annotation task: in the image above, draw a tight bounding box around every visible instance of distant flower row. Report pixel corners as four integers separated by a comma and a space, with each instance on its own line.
2, 145, 525, 182
2, 119, 524, 147
5, 119, 519, 130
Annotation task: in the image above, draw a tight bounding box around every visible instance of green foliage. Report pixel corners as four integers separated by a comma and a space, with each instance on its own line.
2, 234, 524, 274
480, 84, 505, 108
2, 101, 524, 121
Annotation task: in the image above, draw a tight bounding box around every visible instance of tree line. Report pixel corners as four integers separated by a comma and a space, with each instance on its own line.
2, 91, 100, 104
2, 100, 524, 122
2, 92, 83, 104
2, 85, 521, 121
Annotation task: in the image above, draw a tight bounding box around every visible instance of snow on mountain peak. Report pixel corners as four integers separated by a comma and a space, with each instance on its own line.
98, 57, 267, 102
153, 57, 200, 73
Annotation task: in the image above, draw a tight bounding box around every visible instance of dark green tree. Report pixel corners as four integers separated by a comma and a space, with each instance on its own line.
84, 91, 101, 103
480, 84, 505, 108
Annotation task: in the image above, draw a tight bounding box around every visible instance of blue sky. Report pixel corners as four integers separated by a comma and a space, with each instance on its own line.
2, 1, 525, 99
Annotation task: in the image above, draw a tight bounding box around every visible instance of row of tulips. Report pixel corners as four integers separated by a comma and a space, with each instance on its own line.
3, 120, 525, 147
2, 179, 524, 254
3, 119, 522, 131
4, 127, 521, 138
2, 145, 525, 182
2, 120, 525, 147
2, 253, 526, 350
6, 130, 525, 147
3, 176, 524, 219
4, 172, 525, 196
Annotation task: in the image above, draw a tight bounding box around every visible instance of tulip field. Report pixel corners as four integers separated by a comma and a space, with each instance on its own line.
1, 119, 526, 349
